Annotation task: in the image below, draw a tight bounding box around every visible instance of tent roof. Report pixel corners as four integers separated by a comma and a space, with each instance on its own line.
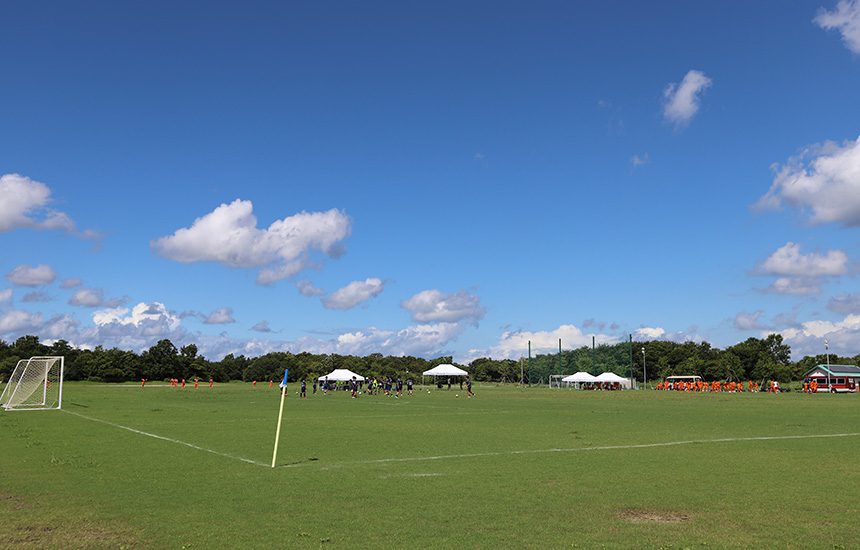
562, 372, 597, 382
422, 364, 469, 376
595, 372, 627, 382
318, 369, 365, 381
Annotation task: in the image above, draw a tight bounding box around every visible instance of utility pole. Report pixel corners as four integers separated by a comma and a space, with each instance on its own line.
526, 340, 531, 386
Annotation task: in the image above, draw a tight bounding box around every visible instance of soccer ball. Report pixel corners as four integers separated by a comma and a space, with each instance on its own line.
456, 394, 459, 398
427, 390, 431, 394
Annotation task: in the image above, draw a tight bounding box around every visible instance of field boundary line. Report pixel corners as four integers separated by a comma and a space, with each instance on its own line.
62, 409, 267, 467
316, 431, 860, 470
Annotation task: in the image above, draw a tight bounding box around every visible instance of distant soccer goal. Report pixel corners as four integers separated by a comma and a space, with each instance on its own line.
0, 356, 64, 411
549, 375, 567, 389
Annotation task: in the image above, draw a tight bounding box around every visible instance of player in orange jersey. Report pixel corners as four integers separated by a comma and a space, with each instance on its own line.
209, 377, 214, 388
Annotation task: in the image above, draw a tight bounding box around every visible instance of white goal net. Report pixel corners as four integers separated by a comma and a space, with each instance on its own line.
0, 356, 64, 411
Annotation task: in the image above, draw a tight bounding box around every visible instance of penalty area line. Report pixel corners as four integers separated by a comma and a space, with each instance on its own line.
315, 431, 860, 470
62, 409, 267, 467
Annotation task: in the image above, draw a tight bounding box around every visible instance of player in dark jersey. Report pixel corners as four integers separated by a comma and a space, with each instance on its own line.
300, 379, 307, 398
350, 377, 358, 398
406, 378, 413, 396
396, 378, 403, 397
466, 377, 474, 397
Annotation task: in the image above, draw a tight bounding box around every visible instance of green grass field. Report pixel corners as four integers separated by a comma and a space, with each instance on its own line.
1, 382, 858, 549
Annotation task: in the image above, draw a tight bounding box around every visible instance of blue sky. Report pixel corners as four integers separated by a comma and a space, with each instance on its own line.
2, 0, 860, 361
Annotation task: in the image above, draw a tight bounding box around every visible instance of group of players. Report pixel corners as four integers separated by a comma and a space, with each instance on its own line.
655, 379, 763, 392
279, 376, 475, 399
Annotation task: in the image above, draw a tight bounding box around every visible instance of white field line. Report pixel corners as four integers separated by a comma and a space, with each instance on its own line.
62, 409, 267, 467
313, 432, 860, 470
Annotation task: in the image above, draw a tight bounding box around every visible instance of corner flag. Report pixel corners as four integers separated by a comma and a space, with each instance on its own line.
271, 367, 289, 468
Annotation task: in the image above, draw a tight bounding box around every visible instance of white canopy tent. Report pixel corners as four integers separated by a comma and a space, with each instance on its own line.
422, 364, 469, 377
594, 372, 631, 389
317, 369, 365, 382
561, 372, 597, 383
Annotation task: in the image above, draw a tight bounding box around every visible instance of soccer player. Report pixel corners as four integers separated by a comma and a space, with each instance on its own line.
194, 378, 199, 390
253, 380, 257, 389
141, 378, 146, 388
181, 378, 186, 390
396, 378, 403, 397
466, 377, 474, 398
313, 379, 317, 394
268, 379, 273, 389
350, 376, 357, 398
407, 378, 413, 396
300, 379, 307, 399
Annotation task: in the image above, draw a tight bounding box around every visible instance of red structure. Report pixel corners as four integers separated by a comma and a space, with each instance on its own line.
803, 365, 860, 393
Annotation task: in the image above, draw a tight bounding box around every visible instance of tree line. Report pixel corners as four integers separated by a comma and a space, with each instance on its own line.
0, 334, 852, 385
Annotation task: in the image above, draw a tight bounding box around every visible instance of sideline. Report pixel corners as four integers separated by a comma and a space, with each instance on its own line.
314, 431, 860, 470
62, 409, 268, 467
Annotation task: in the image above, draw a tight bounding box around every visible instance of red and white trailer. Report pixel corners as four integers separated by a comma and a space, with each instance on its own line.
803, 365, 860, 393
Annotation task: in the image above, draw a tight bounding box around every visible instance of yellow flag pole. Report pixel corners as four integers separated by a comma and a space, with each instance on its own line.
271, 384, 287, 468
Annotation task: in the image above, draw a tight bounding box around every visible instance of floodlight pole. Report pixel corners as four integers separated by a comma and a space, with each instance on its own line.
526, 340, 531, 385
641, 347, 647, 389
629, 334, 633, 389
825, 339, 831, 391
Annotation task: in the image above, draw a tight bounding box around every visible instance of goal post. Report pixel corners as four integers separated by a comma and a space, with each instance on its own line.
1, 356, 64, 411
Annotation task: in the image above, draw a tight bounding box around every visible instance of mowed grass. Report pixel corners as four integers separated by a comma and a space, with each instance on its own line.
1, 382, 859, 549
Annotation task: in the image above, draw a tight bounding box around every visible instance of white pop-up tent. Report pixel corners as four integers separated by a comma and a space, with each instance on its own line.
595, 372, 631, 389
318, 369, 365, 382
422, 364, 469, 377
561, 372, 597, 383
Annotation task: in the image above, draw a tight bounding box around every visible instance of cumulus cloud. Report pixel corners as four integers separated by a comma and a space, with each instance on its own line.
69, 288, 126, 308
777, 313, 860, 358
0, 310, 43, 334
479, 324, 620, 360
152, 199, 351, 284
756, 137, 860, 226
60, 278, 83, 289
754, 242, 847, 296
296, 280, 325, 297
203, 307, 235, 324
662, 70, 712, 128
0, 289, 11, 304
322, 278, 384, 310
758, 242, 847, 277
401, 289, 486, 324
634, 326, 666, 339
6, 264, 57, 287
815, 0, 860, 54
734, 310, 768, 331
250, 320, 273, 333
0, 173, 96, 237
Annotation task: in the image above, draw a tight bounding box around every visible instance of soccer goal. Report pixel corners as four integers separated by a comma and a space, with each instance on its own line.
0, 356, 64, 411
549, 374, 567, 389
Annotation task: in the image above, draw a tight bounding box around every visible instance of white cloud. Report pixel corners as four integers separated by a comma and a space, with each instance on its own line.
828, 293, 860, 313
203, 307, 235, 324
0, 289, 11, 304
322, 278, 384, 310
60, 278, 83, 289
756, 137, 860, 226
6, 264, 57, 286
250, 320, 273, 333
734, 310, 768, 331
634, 326, 666, 339
69, 288, 126, 308
777, 313, 860, 359
662, 70, 712, 128
758, 242, 847, 277
815, 0, 860, 54
0, 310, 43, 334
478, 324, 620, 360
762, 277, 821, 296
0, 173, 96, 237
296, 280, 324, 297
152, 199, 351, 284
401, 289, 486, 324
334, 323, 464, 357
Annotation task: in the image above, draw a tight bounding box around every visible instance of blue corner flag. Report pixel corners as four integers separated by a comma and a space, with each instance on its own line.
279, 368, 289, 388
